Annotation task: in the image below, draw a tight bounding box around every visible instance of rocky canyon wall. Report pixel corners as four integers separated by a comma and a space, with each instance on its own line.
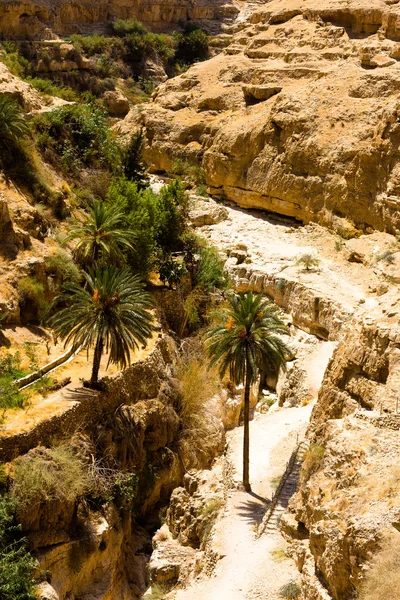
1, 335, 225, 600
0, 0, 239, 38
282, 309, 400, 599
123, 0, 400, 235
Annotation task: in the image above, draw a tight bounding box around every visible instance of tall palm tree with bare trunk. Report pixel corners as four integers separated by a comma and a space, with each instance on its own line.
49, 266, 154, 387
206, 292, 289, 492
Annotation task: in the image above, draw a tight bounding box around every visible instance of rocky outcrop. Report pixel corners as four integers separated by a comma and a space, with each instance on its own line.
0, 0, 240, 38
0, 60, 43, 110
124, 0, 400, 235
2, 334, 227, 599
147, 459, 229, 594
281, 309, 400, 599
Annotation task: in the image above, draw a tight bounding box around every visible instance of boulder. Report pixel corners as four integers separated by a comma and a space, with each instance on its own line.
103, 90, 130, 118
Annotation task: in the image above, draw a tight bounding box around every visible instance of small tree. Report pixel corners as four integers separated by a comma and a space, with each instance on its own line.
296, 252, 320, 271
49, 266, 154, 387
205, 292, 290, 491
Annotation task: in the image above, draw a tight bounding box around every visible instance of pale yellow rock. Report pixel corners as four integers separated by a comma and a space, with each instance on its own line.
121, 0, 400, 235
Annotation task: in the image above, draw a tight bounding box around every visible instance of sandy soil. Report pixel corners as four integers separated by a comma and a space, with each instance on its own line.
174, 404, 313, 600
0, 330, 157, 438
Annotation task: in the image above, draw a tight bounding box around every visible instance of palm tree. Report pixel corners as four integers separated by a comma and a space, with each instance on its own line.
205, 292, 290, 492
0, 96, 30, 166
49, 266, 154, 387
65, 201, 135, 267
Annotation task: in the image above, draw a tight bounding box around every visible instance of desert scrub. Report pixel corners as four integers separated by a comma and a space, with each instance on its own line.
33, 103, 121, 176
200, 497, 224, 518
300, 444, 324, 484
11, 446, 90, 507
296, 252, 320, 271
0, 495, 38, 600
376, 249, 395, 264
175, 349, 222, 469
279, 580, 301, 599
359, 530, 400, 600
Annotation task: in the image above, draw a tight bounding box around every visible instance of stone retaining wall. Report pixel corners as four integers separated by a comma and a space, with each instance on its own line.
0, 334, 177, 462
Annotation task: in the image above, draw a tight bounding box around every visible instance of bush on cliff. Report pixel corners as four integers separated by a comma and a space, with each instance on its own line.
0, 495, 37, 600
34, 103, 121, 176
11, 447, 90, 507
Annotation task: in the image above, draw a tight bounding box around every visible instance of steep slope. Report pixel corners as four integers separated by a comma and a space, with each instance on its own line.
0, 0, 240, 38
123, 0, 400, 235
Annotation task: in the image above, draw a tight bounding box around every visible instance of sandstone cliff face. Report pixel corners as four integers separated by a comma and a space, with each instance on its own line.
281, 309, 400, 599
125, 0, 400, 235
0, 0, 239, 38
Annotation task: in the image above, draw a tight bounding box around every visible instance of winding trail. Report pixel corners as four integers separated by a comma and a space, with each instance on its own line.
174, 404, 313, 600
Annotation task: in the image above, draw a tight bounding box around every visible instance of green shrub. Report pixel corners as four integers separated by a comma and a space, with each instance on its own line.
0, 46, 29, 78
106, 177, 188, 275
112, 18, 148, 37
18, 276, 48, 322
174, 27, 209, 65
12, 447, 90, 507
45, 249, 81, 285
0, 495, 38, 600
158, 256, 187, 288
196, 245, 230, 291
25, 77, 78, 102
34, 103, 121, 175
171, 158, 206, 185
0, 350, 28, 419
122, 128, 148, 188
71, 34, 122, 57
155, 179, 187, 252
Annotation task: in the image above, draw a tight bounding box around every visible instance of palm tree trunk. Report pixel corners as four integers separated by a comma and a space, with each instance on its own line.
90, 336, 104, 387
243, 359, 251, 492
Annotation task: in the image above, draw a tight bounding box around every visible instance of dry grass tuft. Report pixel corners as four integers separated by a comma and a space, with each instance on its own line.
175, 345, 223, 469
359, 530, 400, 600
359, 465, 400, 504
300, 444, 324, 484
11, 446, 90, 507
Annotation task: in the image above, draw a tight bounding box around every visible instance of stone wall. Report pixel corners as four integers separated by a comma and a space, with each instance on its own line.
0, 334, 178, 462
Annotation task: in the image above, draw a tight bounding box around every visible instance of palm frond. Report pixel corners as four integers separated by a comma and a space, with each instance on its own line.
49, 266, 154, 373
205, 291, 290, 386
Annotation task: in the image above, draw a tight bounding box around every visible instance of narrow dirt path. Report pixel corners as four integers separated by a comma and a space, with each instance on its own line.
174, 404, 312, 600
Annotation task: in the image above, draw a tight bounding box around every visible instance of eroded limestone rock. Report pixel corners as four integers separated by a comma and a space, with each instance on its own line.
122, 0, 400, 235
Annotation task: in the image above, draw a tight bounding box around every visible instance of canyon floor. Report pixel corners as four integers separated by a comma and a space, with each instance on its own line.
172, 404, 312, 600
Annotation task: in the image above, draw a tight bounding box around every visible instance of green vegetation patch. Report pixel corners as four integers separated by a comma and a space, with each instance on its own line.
0, 495, 38, 600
